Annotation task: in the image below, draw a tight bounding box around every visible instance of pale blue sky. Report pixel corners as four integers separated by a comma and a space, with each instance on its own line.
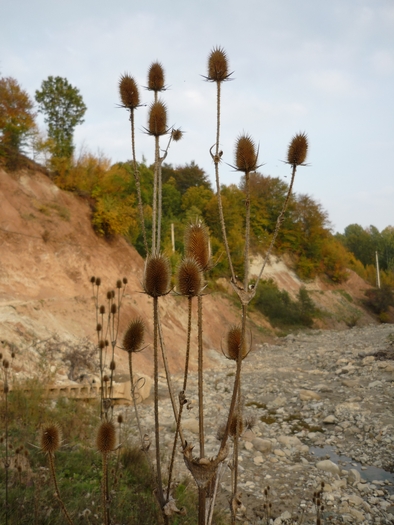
1, 0, 393, 233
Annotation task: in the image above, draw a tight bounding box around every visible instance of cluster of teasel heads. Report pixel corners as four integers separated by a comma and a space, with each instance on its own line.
31, 48, 309, 525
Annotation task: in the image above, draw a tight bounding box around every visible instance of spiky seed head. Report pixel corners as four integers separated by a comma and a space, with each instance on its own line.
177, 258, 202, 297
3, 359, 9, 369
148, 100, 168, 136
96, 421, 116, 454
107, 291, 112, 300
116, 279, 122, 289
143, 254, 171, 297
99, 305, 105, 315
110, 360, 116, 371
95, 277, 101, 286
41, 424, 61, 454
123, 318, 145, 353
11, 352, 15, 359
207, 47, 230, 82
235, 134, 258, 173
287, 132, 308, 166
105, 339, 109, 347
147, 62, 165, 91
184, 222, 210, 271
96, 323, 102, 332
229, 413, 244, 438
119, 74, 140, 109
122, 277, 128, 284
103, 375, 109, 382
171, 128, 183, 142
111, 303, 117, 315
117, 414, 123, 424
90, 276, 96, 283
99, 339, 105, 349
225, 326, 247, 361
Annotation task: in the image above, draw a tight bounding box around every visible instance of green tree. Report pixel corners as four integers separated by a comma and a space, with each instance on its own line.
35, 76, 86, 159
0, 77, 36, 168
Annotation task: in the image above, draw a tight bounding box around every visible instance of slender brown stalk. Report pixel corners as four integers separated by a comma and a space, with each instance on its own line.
47, 453, 74, 525
153, 296, 164, 507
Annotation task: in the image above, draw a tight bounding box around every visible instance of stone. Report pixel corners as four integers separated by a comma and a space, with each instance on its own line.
299, 389, 321, 401
252, 438, 272, 454
316, 460, 340, 476
182, 418, 199, 434
347, 468, 361, 484
274, 449, 285, 457
323, 415, 336, 424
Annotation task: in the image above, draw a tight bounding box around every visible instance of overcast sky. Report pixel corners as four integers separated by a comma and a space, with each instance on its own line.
1, 0, 393, 233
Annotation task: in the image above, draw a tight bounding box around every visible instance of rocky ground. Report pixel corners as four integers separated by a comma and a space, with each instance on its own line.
122, 324, 394, 524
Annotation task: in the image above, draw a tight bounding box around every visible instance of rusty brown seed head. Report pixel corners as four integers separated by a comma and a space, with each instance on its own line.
143, 254, 171, 297
98, 339, 105, 350
207, 47, 230, 82
177, 257, 202, 297
147, 62, 165, 91
111, 303, 117, 315
225, 326, 248, 361
123, 318, 145, 353
110, 360, 116, 371
235, 134, 258, 173
96, 323, 102, 332
99, 305, 105, 315
95, 277, 101, 286
116, 279, 122, 289
148, 100, 168, 136
96, 421, 116, 454
184, 222, 210, 271
171, 128, 183, 142
117, 414, 123, 424
287, 132, 308, 166
119, 74, 140, 109
103, 375, 109, 382
90, 276, 96, 283
41, 424, 61, 454
3, 359, 9, 369
229, 413, 244, 438
122, 277, 128, 285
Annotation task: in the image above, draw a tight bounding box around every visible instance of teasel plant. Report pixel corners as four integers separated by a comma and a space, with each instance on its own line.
1, 358, 10, 525
91, 276, 128, 420
40, 423, 74, 525
96, 421, 117, 525
205, 46, 309, 523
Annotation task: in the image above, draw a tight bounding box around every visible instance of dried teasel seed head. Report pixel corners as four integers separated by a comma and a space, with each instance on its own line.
99, 305, 105, 315
123, 318, 145, 353
287, 132, 308, 166
119, 74, 140, 109
229, 413, 244, 438
98, 339, 105, 349
117, 414, 123, 424
105, 339, 109, 347
96, 323, 102, 332
3, 359, 9, 369
11, 352, 15, 359
116, 279, 122, 289
96, 421, 116, 454
207, 47, 230, 82
111, 303, 117, 315
110, 360, 116, 371
90, 276, 96, 284
225, 326, 248, 361
147, 62, 165, 91
95, 277, 101, 286
122, 277, 128, 284
177, 257, 202, 297
143, 254, 171, 297
235, 134, 258, 173
103, 375, 109, 382
107, 291, 112, 300
41, 424, 61, 454
148, 100, 168, 136
184, 222, 210, 271
171, 128, 183, 142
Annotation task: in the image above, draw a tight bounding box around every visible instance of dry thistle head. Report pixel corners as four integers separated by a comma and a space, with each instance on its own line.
116, 279, 122, 289
123, 318, 145, 353
229, 413, 244, 438
111, 303, 117, 315
171, 128, 183, 142
206, 47, 231, 82
224, 325, 248, 361
90, 276, 96, 283
3, 359, 9, 369
117, 414, 123, 424
147, 100, 168, 136
235, 134, 258, 173
177, 257, 202, 297
119, 74, 140, 109
95, 277, 101, 286
287, 132, 308, 166
99, 305, 105, 315
184, 222, 210, 271
147, 62, 165, 91
122, 277, 128, 284
96, 421, 116, 454
110, 360, 116, 371
41, 424, 61, 454
143, 254, 171, 297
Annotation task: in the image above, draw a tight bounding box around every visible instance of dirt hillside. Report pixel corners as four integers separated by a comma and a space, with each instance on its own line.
0, 166, 376, 386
